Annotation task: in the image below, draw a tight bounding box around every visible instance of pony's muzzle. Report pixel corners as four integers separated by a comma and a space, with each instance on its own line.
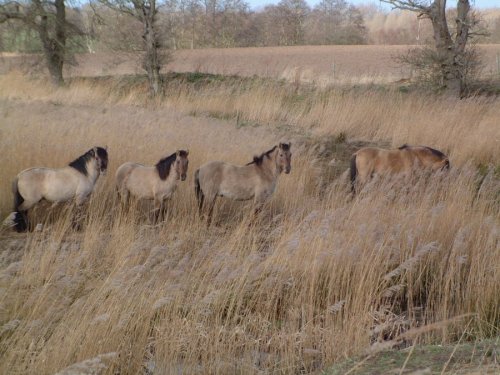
181, 174, 187, 181
285, 166, 291, 174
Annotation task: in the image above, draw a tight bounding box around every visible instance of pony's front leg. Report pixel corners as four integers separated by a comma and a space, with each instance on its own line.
252, 192, 269, 223
72, 195, 89, 230
152, 197, 164, 225
158, 202, 168, 223
253, 203, 263, 218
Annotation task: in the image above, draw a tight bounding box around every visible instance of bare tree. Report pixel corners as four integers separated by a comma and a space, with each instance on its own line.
381, 0, 478, 95
307, 0, 366, 45
277, 0, 309, 45
0, 0, 80, 85
96, 0, 166, 96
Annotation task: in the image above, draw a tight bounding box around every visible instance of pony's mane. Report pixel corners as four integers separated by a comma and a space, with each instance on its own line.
156, 153, 177, 180
156, 150, 188, 180
425, 146, 446, 159
247, 146, 278, 166
68, 147, 107, 176
398, 144, 446, 159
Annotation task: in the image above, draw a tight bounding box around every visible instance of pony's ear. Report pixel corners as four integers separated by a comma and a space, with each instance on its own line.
185, 149, 189, 156
176, 150, 180, 157
279, 143, 283, 149
92, 147, 97, 157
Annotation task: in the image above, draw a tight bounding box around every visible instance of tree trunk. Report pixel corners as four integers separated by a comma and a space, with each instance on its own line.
142, 4, 162, 96
36, 0, 66, 86
428, 0, 470, 95
382, 0, 473, 96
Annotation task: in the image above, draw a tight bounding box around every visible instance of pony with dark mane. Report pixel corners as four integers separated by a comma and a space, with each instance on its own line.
115, 150, 189, 221
194, 143, 292, 225
350, 144, 450, 193
4, 147, 108, 232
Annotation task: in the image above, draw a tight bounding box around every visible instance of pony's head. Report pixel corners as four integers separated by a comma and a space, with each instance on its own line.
69, 147, 108, 176
423, 146, 450, 172
399, 145, 450, 172
175, 150, 189, 181
94, 146, 109, 174
277, 142, 292, 174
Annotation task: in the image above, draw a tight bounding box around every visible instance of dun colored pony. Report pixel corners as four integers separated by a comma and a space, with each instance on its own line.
6, 147, 109, 232
350, 144, 449, 193
194, 143, 292, 225
115, 150, 189, 221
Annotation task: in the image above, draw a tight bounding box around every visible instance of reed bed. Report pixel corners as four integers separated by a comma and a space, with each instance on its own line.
0, 72, 498, 374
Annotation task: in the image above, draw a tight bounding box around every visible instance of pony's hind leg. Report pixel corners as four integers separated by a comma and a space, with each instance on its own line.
206, 196, 217, 227
118, 188, 131, 215
8, 210, 29, 232
197, 192, 205, 217
15, 202, 37, 232
194, 170, 204, 217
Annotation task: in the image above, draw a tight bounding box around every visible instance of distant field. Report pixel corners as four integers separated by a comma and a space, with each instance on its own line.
2, 44, 500, 84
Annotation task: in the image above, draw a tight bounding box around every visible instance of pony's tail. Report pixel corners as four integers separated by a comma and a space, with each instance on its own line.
350, 154, 358, 194
11, 177, 28, 232
194, 169, 204, 213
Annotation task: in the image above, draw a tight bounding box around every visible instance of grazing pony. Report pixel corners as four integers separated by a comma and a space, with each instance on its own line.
6, 147, 109, 232
350, 144, 450, 193
115, 150, 189, 221
194, 142, 292, 225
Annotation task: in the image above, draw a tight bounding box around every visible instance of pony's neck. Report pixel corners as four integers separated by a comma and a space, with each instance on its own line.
162, 163, 178, 184
260, 149, 280, 179
86, 159, 100, 183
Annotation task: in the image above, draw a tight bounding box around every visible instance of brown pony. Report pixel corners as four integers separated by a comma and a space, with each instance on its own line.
350, 144, 449, 193
194, 143, 292, 225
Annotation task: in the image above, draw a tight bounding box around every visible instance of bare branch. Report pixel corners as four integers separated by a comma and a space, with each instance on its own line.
380, 0, 431, 13
93, 0, 139, 18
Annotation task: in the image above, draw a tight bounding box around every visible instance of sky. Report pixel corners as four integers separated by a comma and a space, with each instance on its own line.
249, 0, 500, 11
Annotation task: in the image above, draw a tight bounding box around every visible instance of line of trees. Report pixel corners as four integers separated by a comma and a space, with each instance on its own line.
0, 0, 368, 53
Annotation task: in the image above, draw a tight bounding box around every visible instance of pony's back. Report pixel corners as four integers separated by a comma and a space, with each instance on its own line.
115, 162, 138, 189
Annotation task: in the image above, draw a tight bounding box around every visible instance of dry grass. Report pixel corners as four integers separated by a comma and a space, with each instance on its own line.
0, 72, 499, 374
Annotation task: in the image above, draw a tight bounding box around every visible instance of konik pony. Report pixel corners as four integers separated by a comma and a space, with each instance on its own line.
115, 150, 189, 222
350, 144, 450, 193
194, 142, 292, 225
7, 147, 109, 232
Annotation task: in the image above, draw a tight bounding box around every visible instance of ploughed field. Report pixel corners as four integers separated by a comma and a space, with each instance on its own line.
0, 68, 498, 374
2, 44, 500, 85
